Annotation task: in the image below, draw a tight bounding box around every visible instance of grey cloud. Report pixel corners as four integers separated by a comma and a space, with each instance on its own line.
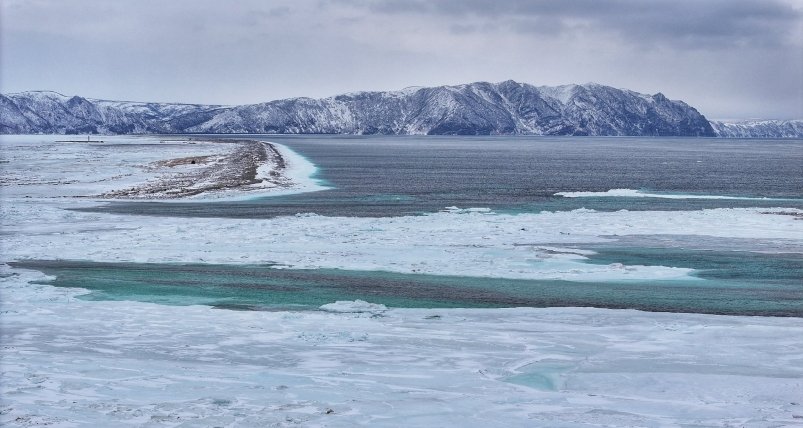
350, 0, 802, 49
268, 6, 292, 17
448, 23, 476, 34
2, 0, 801, 119
242, 6, 294, 27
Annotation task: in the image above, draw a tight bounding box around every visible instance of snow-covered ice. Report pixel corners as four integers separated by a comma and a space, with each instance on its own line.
2, 136, 801, 283
2, 135, 803, 426
2, 268, 802, 427
319, 300, 388, 313
5, 196, 802, 281
555, 188, 792, 200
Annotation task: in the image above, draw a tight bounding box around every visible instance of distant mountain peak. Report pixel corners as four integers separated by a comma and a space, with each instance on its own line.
10, 90, 68, 96
4, 80, 777, 137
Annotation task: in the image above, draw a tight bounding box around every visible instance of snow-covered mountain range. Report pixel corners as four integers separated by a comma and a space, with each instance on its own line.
708, 120, 803, 138
1, 80, 798, 137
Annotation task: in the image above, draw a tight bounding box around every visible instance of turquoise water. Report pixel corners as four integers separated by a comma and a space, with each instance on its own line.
19, 136, 803, 316
586, 247, 801, 286
14, 246, 802, 316
503, 361, 574, 391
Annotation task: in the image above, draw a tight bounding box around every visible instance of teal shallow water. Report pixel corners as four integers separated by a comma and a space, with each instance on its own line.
9, 137, 801, 316
13, 247, 803, 316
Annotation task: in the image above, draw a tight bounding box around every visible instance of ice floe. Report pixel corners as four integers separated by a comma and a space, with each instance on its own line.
555, 188, 791, 200
320, 300, 388, 313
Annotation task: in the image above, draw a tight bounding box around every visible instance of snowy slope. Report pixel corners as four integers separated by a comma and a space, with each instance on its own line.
0, 91, 224, 134
709, 119, 803, 138
1, 81, 717, 136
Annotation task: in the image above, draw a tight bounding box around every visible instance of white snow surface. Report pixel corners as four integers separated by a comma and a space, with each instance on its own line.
537, 84, 579, 105
2, 135, 803, 426
2, 268, 803, 427
710, 119, 803, 138
0, 135, 328, 202
319, 300, 388, 313
188, 140, 329, 202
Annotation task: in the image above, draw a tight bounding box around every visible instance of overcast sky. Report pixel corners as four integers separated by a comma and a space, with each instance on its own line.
2, 0, 801, 119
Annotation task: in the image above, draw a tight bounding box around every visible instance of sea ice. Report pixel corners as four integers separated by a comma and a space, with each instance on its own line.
1, 268, 802, 427
555, 188, 791, 200
2, 136, 802, 283
1, 135, 802, 426
320, 300, 388, 313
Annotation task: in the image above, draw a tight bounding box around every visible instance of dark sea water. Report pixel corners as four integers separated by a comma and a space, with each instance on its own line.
83, 136, 803, 218
46, 136, 803, 315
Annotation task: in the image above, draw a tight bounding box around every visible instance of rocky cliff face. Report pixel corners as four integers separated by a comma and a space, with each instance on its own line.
0, 92, 223, 135
0, 81, 720, 136
709, 120, 803, 138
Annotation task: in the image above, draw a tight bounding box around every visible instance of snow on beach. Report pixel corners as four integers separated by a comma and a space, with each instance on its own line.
0, 135, 328, 202
2, 135, 803, 426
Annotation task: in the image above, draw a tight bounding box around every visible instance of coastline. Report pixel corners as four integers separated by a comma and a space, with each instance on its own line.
0, 134, 328, 203
92, 139, 328, 202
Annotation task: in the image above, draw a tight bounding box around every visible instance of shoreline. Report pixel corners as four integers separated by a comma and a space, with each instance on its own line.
95, 139, 294, 200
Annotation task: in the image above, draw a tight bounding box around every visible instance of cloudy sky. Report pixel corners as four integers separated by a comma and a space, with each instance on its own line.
2, 0, 801, 119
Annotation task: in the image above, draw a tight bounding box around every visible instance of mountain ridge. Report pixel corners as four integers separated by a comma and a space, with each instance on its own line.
2, 80, 795, 137
709, 119, 803, 138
